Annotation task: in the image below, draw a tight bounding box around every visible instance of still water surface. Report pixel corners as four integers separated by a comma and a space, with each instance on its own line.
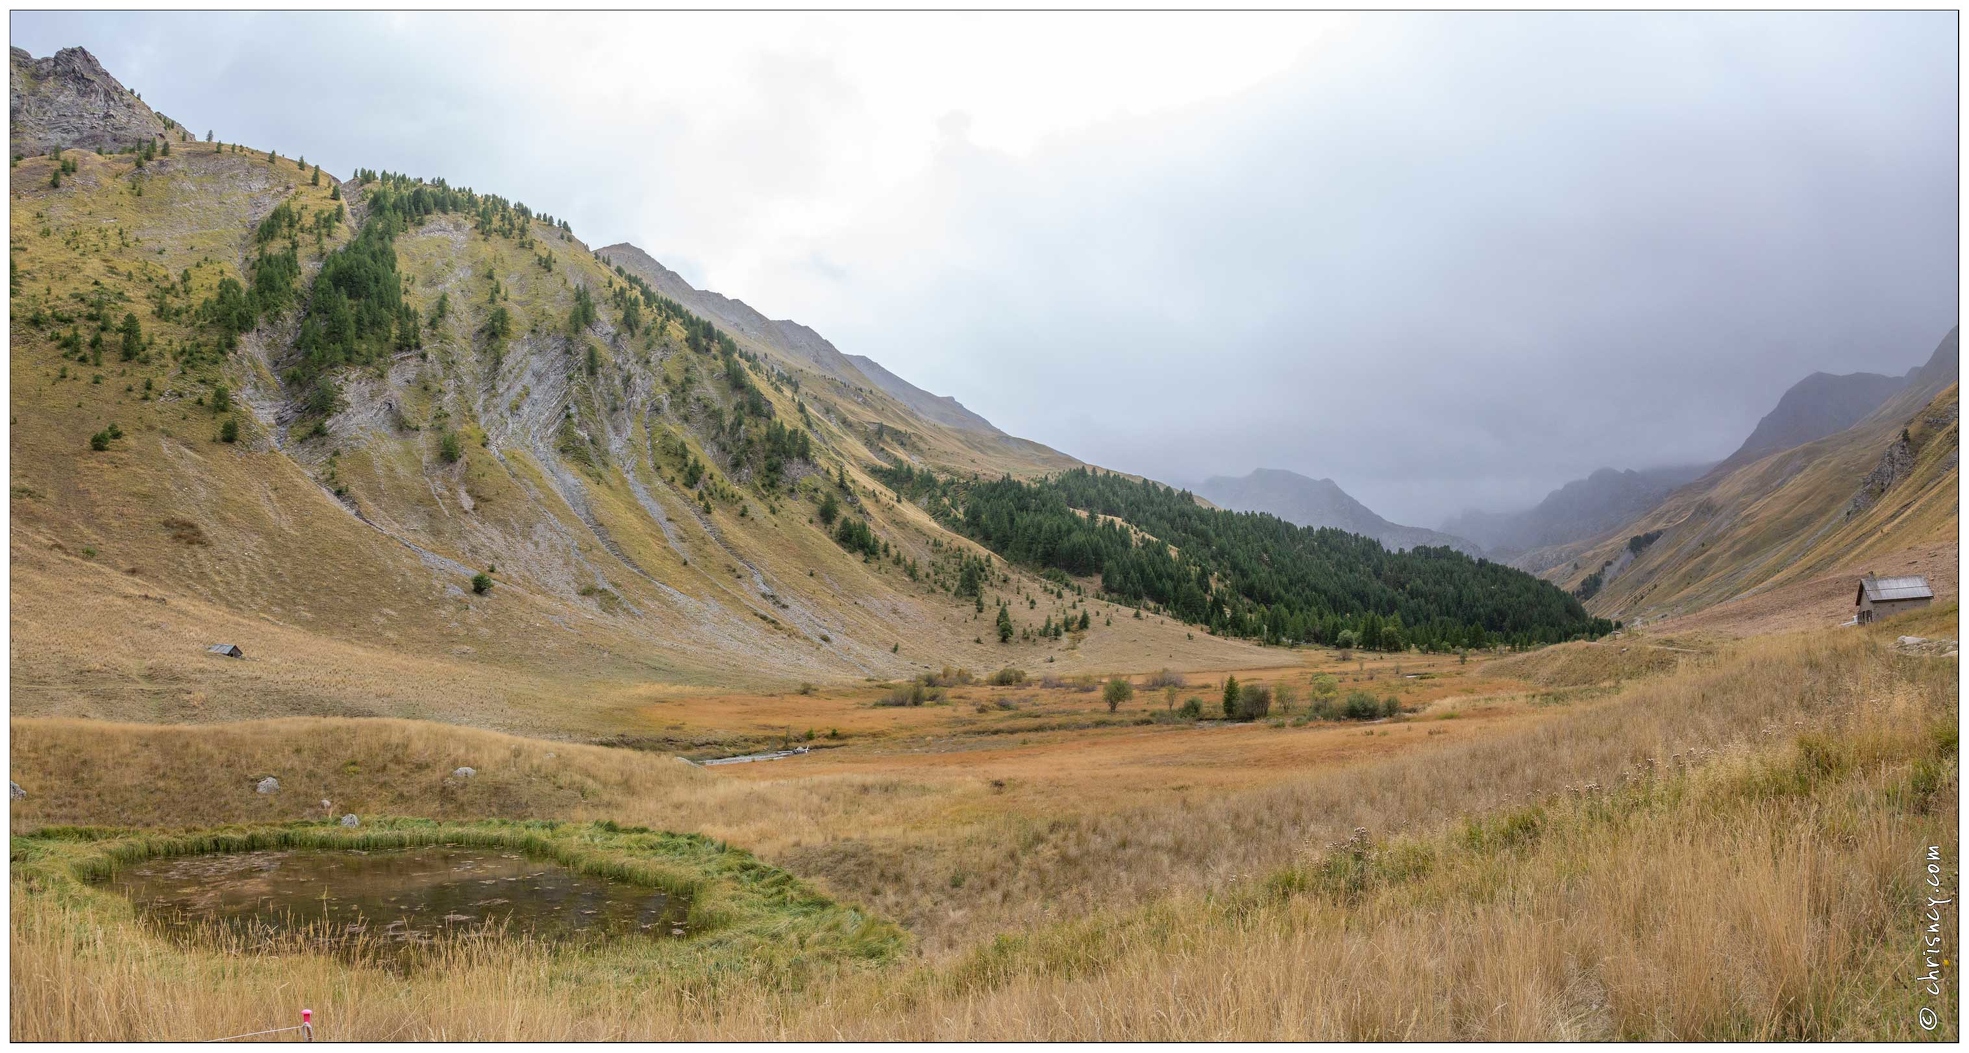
109, 846, 687, 961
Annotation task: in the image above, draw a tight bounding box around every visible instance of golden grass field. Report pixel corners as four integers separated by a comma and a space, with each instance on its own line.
11, 604, 1958, 1040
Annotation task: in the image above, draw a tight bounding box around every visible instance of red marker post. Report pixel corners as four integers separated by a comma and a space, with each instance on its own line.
301, 1009, 313, 1042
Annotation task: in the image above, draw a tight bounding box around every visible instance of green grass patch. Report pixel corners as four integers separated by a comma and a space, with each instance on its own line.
12, 816, 905, 990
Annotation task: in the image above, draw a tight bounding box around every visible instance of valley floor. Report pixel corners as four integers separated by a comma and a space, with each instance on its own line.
9, 605, 1958, 1040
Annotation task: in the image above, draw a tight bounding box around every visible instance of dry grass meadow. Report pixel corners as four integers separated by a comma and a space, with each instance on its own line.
11, 604, 1958, 1040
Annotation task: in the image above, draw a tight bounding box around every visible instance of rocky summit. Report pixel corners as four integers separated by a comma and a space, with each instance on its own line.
10, 46, 169, 158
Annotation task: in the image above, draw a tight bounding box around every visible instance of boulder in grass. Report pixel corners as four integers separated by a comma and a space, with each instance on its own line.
9, 780, 24, 801
452, 767, 476, 779
341, 814, 360, 828
256, 776, 279, 795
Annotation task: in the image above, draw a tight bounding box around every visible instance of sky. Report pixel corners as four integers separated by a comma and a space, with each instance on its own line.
12, 11, 1957, 525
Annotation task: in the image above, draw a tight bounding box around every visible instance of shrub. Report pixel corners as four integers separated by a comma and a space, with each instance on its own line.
438, 431, 462, 463
923, 666, 973, 688
1234, 683, 1272, 721
218, 416, 239, 444
1103, 677, 1134, 711
1178, 697, 1203, 719
1142, 668, 1186, 689
878, 681, 932, 707
1341, 689, 1388, 721
987, 667, 1027, 686
471, 572, 494, 595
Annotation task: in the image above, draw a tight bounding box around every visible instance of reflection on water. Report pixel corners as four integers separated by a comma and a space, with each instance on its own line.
109, 846, 687, 962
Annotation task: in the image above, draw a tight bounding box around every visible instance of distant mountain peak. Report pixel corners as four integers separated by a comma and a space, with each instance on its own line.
1724, 369, 1911, 467
1440, 462, 1713, 560
1197, 468, 1483, 557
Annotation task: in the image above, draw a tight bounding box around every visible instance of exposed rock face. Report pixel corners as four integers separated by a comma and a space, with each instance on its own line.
10, 46, 169, 158
1847, 431, 1918, 518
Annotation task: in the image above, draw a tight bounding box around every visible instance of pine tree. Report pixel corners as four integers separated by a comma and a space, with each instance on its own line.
118, 313, 144, 361
569, 284, 596, 333
1222, 676, 1240, 718
996, 603, 1014, 643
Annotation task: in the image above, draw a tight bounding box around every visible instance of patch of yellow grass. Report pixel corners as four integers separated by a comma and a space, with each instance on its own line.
10, 617, 1956, 1039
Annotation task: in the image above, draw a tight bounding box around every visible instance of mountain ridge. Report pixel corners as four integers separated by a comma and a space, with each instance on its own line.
1721, 368, 1912, 468
842, 354, 1002, 435
1441, 463, 1713, 560
1196, 468, 1484, 558
1528, 327, 1959, 626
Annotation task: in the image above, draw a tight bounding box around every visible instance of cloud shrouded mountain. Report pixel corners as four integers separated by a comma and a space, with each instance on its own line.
7, 11, 1957, 525
1197, 470, 1483, 557
1440, 464, 1715, 559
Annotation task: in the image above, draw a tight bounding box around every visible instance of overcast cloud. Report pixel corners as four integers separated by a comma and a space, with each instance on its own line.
12, 11, 1956, 524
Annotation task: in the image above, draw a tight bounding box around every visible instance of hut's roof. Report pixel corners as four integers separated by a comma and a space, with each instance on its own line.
1858, 575, 1934, 604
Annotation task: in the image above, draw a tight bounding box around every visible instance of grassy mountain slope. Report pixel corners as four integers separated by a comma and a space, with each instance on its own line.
597, 243, 1076, 478
1528, 333, 1957, 627
9, 131, 1279, 730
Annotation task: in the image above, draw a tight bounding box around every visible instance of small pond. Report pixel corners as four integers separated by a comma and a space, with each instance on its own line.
107, 846, 688, 962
